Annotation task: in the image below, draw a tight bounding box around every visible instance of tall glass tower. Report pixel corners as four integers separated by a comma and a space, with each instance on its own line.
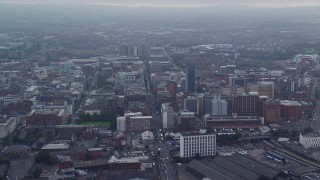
186, 64, 195, 93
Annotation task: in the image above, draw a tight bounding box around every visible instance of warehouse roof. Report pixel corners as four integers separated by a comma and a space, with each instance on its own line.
186, 153, 281, 180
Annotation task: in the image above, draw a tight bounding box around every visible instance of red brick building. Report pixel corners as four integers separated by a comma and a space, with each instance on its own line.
232, 92, 259, 116
262, 99, 281, 123
280, 100, 303, 121
88, 148, 103, 159
57, 155, 73, 169
27, 109, 68, 126
205, 114, 263, 129
167, 81, 178, 99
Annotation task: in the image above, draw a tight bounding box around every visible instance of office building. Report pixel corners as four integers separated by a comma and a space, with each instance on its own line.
0, 117, 19, 138
186, 65, 196, 93
180, 133, 216, 158
196, 93, 205, 115
184, 96, 198, 114
167, 81, 178, 99
300, 133, 320, 149
248, 82, 274, 98
232, 92, 259, 116
119, 44, 135, 57
137, 43, 149, 58
178, 111, 196, 132
204, 95, 213, 115
161, 103, 174, 129
117, 117, 126, 132
280, 100, 302, 121
221, 86, 245, 96
211, 94, 227, 115
125, 116, 153, 132
27, 109, 68, 126
262, 99, 280, 123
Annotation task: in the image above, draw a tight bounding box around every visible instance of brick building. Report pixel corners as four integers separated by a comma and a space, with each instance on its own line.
126, 116, 153, 132
280, 100, 303, 121
205, 114, 263, 129
27, 109, 68, 126
262, 99, 281, 123
232, 92, 259, 116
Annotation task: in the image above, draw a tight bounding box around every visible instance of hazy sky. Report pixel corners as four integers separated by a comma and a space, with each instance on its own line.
1, 0, 320, 8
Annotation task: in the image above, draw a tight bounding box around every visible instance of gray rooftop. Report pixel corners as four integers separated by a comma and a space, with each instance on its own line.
186, 153, 281, 180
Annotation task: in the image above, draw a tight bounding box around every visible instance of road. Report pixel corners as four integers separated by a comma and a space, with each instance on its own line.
144, 52, 177, 180
310, 100, 320, 133
8, 156, 34, 180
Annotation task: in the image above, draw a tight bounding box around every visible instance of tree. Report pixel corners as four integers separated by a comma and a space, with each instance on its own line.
0, 156, 10, 165
144, 145, 149, 150
92, 113, 99, 121
291, 130, 298, 137
304, 127, 313, 133
79, 113, 91, 122
35, 151, 52, 165
216, 133, 242, 143
2, 136, 11, 146
270, 129, 290, 137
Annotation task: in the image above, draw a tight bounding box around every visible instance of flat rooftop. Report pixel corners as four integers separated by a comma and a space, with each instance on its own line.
280, 100, 301, 106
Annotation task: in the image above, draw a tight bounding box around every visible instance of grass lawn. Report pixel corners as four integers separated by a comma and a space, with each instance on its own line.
80, 121, 111, 126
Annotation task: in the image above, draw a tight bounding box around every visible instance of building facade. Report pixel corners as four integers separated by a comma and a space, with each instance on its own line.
161, 103, 174, 129
211, 94, 227, 116
262, 99, 280, 123
280, 100, 303, 121
184, 96, 198, 114
180, 133, 216, 158
205, 114, 263, 129
299, 134, 320, 149
26, 109, 68, 126
125, 116, 153, 132
0, 117, 19, 138
232, 92, 259, 116
186, 65, 195, 93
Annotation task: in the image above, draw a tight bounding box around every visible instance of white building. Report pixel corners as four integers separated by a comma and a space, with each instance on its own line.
211, 94, 227, 115
161, 103, 174, 129
24, 86, 38, 99
180, 133, 216, 158
33, 103, 73, 115
117, 117, 126, 132
180, 111, 195, 119
0, 117, 19, 138
141, 131, 154, 141
0, 95, 21, 105
124, 112, 142, 118
299, 133, 320, 149
294, 54, 319, 63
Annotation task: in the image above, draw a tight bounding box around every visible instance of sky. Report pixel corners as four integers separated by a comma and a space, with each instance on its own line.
0, 0, 320, 8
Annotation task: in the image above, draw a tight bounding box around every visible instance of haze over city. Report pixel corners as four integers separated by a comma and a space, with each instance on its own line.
0, 0, 319, 179
1, 0, 320, 7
